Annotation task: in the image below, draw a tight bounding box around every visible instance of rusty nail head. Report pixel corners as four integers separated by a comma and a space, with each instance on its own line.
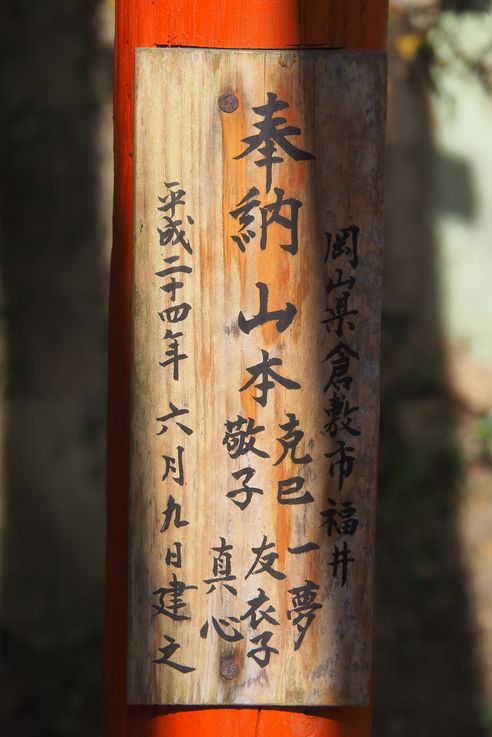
218, 93, 239, 113
220, 659, 240, 680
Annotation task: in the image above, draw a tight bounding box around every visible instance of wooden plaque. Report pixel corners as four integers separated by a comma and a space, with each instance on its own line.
128, 47, 385, 706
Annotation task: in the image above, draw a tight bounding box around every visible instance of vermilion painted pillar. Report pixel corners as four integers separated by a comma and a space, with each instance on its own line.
104, 2, 388, 736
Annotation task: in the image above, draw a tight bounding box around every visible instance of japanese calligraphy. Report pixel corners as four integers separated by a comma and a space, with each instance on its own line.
235, 92, 315, 193
130, 49, 383, 707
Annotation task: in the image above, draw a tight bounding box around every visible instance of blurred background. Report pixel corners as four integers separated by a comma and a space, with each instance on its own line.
1, 0, 492, 735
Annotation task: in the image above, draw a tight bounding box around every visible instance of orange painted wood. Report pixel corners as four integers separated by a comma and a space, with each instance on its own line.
105, 1, 387, 735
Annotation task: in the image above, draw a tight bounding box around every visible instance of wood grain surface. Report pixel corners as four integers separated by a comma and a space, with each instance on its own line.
128, 48, 385, 707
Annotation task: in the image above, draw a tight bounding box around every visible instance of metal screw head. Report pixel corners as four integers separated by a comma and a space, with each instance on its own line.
218, 93, 239, 113
220, 659, 240, 680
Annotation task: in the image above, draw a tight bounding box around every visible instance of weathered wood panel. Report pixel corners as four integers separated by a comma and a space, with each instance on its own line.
128, 47, 385, 706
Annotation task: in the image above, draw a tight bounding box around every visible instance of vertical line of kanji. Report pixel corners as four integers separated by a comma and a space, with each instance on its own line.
105, 2, 388, 736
